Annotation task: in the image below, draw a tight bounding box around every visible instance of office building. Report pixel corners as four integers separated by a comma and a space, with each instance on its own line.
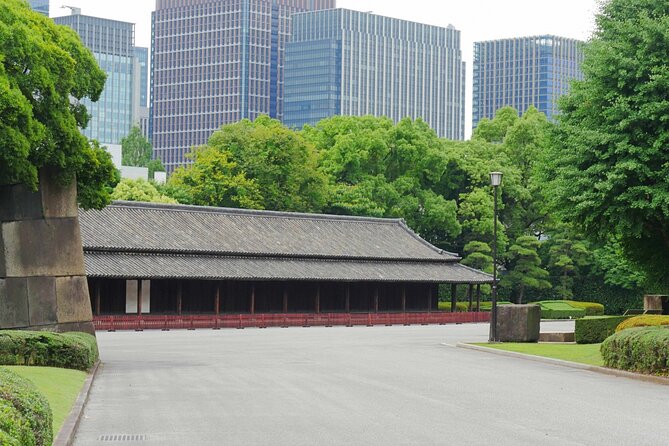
283, 9, 466, 140
54, 10, 136, 145
151, 0, 336, 173
134, 47, 150, 140
29, 0, 49, 16
472, 35, 584, 127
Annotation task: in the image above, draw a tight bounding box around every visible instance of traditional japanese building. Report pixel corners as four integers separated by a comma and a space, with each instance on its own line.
80, 202, 491, 329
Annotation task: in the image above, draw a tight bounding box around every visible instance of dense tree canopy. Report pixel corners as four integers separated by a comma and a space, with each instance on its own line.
111, 178, 177, 204
0, 0, 117, 208
543, 0, 669, 285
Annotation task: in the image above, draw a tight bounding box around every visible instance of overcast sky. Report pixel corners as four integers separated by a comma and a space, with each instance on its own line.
49, 0, 601, 134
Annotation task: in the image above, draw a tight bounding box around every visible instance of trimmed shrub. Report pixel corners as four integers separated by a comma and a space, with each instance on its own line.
0, 331, 99, 371
0, 399, 34, 446
478, 301, 512, 311
0, 367, 52, 446
565, 301, 605, 316
615, 315, 669, 332
536, 301, 586, 319
438, 302, 468, 312
601, 327, 669, 374
575, 316, 631, 344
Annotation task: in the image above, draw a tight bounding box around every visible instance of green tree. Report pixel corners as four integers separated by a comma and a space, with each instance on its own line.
0, 0, 116, 208
111, 178, 177, 204
502, 236, 551, 303
461, 241, 493, 273
121, 125, 151, 167
168, 147, 263, 209
304, 116, 461, 247
202, 116, 327, 212
547, 237, 591, 299
543, 0, 669, 286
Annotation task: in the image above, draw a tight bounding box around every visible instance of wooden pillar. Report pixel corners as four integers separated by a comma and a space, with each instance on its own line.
428, 286, 433, 313
136, 279, 143, 315
250, 283, 255, 315
177, 281, 183, 316
401, 285, 406, 312
450, 284, 457, 313
315, 284, 321, 314
374, 286, 379, 313
283, 284, 289, 313
476, 284, 482, 312
227, 281, 234, 313
468, 284, 474, 312
345, 284, 350, 313
95, 281, 101, 317
214, 282, 221, 316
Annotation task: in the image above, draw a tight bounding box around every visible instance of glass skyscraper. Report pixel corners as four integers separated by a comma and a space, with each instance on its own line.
283, 9, 466, 140
472, 35, 584, 128
29, 0, 49, 16
54, 12, 136, 145
151, 0, 336, 173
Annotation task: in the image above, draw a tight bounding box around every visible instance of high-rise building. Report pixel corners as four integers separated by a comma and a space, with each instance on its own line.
29, 0, 49, 16
472, 35, 584, 128
54, 10, 136, 145
283, 9, 466, 140
151, 0, 336, 173
133, 47, 150, 140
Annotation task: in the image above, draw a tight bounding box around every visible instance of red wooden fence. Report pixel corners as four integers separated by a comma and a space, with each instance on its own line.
93, 312, 490, 331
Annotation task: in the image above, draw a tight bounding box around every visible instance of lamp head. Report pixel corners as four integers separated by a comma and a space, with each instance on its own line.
490, 172, 503, 187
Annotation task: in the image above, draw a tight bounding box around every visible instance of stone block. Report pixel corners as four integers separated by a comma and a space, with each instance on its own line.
39, 168, 78, 219
2, 218, 86, 278
496, 304, 541, 343
539, 332, 575, 343
56, 276, 93, 324
644, 295, 667, 314
0, 278, 30, 329
0, 227, 5, 277
27, 276, 57, 326
0, 183, 44, 222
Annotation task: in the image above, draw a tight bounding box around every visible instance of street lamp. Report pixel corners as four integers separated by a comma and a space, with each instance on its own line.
489, 172, 503, 342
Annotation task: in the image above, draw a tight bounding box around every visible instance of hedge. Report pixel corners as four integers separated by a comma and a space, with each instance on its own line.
536, 301, 586, 319
616, 315, 669, 332
0, 367, 52, 446
565, 301, 605, 316
478, 301, 512, 311
601, 327, 669, 374
437, 302, 468, 312
0, 331, 99, 371
575, 316, 632, 344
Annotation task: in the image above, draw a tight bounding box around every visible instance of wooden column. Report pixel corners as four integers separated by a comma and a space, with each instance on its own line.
345, 284, 350, 313
136, 280, 143, 315
401, 285, 406, 312
450, 284, 457, 313
467, 284, 474, 312
177, 281, 183, 316
315, 284, 321, 314
95, 281, 101, 317
283, 284, 289, 314
476, 284, 482, 312
374, 286, 379, 313
227, 281, 234, 313
214, 282, 221, 316
250, 284, 256, 315
428, 286, 433, 313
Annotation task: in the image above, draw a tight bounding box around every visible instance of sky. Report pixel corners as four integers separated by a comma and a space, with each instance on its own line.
48, 0, 601, 135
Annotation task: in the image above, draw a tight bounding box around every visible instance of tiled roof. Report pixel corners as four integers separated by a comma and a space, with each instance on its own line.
80, 201, 458, 262
83, 252, 493, 284
80, 201, 492, 284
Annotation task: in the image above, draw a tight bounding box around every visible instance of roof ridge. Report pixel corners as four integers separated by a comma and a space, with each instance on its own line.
107, 201, 402, 225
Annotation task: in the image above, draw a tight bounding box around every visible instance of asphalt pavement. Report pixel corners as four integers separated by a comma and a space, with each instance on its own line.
73, 321, 669, 445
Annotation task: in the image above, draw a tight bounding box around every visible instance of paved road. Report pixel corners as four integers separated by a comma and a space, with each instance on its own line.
74, 322, 669, 445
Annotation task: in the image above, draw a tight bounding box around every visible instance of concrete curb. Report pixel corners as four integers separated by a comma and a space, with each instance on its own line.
456, 343, 669, 386
53, 360, 101, 446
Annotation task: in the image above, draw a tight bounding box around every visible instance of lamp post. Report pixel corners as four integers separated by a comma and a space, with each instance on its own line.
489, 171, 503, 342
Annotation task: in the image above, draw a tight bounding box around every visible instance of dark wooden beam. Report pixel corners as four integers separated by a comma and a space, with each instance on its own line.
450, 284, 457, 313
283, 284, 289, 314
374, 286, 379, 313
250, 283, 255, 315
136, 280, 143, 315
315, 284, 321, 314
476, 284, 481, 312
345, 284, 350, 313
177, 281, 183, 316
214, 282, 221, 316
468, 284, 474, 312
95, 281, 101, 317
401, 285, 406, 312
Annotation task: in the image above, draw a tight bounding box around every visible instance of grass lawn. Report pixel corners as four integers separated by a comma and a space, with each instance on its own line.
5, 366, 87, 436
475, 343, 604, 367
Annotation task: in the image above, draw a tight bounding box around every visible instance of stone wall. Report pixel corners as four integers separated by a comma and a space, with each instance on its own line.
0, 170, 94, 334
